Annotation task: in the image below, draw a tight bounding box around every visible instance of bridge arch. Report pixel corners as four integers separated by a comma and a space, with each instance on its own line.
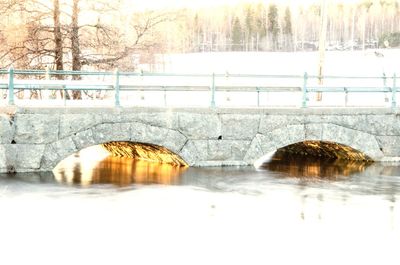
244, 123, 384, 165
40, 121, 190, 171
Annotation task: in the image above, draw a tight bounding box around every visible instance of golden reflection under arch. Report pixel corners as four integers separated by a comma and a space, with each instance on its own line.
53, 143, 188, 187
259, 141, 373, 179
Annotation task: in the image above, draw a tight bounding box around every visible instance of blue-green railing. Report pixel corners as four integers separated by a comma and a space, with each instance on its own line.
0, 68, 398, 108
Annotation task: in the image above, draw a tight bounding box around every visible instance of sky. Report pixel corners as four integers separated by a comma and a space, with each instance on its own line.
127, 0, 363, 10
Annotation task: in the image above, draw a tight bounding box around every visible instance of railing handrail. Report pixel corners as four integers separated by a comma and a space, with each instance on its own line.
0, 68, 398, 109
1, 68, 398, 79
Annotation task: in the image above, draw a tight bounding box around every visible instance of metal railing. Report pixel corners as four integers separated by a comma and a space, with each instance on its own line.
0, 68, 398, 108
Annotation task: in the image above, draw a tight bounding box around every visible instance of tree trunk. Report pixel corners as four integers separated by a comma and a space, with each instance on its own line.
71, 0, 82, 99
53, 0, 67, 100
53, 0, 63, 74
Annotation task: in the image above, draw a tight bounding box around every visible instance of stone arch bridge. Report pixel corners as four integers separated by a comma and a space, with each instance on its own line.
0, 107, 399, 173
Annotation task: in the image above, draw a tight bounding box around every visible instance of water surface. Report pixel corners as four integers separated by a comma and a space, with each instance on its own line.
0, 152, 399, 265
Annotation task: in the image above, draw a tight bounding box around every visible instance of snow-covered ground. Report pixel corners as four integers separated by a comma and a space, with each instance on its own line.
159, 49, 400, 76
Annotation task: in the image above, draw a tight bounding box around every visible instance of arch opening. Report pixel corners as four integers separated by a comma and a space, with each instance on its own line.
274, 141, 372, 162
258, 141, 373, 179
53, 142, 188, 187
102, 142, 188, 167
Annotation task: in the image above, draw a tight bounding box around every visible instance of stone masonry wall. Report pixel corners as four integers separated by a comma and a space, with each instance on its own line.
0, 107, 399, 173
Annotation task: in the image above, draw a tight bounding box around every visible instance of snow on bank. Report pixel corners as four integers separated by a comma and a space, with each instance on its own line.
158, 49, 400, 76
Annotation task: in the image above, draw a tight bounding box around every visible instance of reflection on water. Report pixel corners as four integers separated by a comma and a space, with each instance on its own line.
261, 154, 372, 180
1, 150, 400, 265
53, 150, 187, 187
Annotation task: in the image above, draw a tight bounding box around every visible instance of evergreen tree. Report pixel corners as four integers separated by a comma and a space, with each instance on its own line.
232, 17, 243, 51
283, 6, 293, 51
268, 4, 279, 50
244, 5, 254, 51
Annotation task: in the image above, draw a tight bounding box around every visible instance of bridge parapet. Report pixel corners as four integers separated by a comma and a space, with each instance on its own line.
0, 107, 399, 173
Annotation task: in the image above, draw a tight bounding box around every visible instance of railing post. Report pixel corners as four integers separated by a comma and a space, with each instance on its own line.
8, 67, 14, 105
383, 72, 387, 87
302, 72, 308, 108
383, 72, 389, 103
211, 73, 215, 108
256, 87, 260, 107
392, 73, 397, 109
163, 87, 167, 107
114, 69, 120, 107
210, 72, 216, 108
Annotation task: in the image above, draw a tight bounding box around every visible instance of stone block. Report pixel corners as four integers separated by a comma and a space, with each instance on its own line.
142, 125, 170, 145
130, 122, 148, 143
40, 144, 60, 171
0, 114, 13, 144
123, 112, 179, 129
179, 141, 200, 166
221, 114, 260, 140
192, 140, 251, 161
14, 114, 59, 144
305, 123, 323, 140
59, 114, 101, 138
8, 144, 46, 170
0, 145, 6, 169
255, 133, 277, 154
92, 123, 131, 143
161, 130, 187, 154
268, 124, 305, 148
322, 123, 383, 160
362, 115, 400, 136
51, 137, 78, 161
72, 129, 96, 150
244, 137, 264, 163
178, 113, 221, 139
259, 115, 304, 134
377, 136, 400, 157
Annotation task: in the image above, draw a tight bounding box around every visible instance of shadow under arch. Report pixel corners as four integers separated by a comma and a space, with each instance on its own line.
53, 141, 188, 187
102, 141, 188, 166
246, 123, 384, 167
259, 141, 374, 179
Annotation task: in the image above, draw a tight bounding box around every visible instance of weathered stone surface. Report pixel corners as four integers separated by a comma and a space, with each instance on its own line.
179, 141, 200, 166
40, 145, 60, 170
305, 123, 323, 140
0, 115, 13, 144
14, 114, 59, 144
192, 140, 251, 161
377, 136, 400, 157
59, 114, 102, 138
142, 125, 170, 145
92, 123, 131, 143
362, 115, 400, 135
72, 129, 96, 150
101, 113, 123, 123
161, 130, 187, 154
259, 115, 304, 134
268, 124, 305, 148
1, 107, 400, 172
7, 144, 45, 170
130, 122, 148, 142
0, 145, 6, 169
51, 137, 77, 161
322, 124, 383, 159
221, 114, 260, 140
124, 112, 179, 129
255, 133, 277, 154
178, 113, 221, 139
129, 123, 186, 153
244, 137, 264, 163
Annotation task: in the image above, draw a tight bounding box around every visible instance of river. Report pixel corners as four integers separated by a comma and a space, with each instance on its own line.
0, 149, 399, 265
